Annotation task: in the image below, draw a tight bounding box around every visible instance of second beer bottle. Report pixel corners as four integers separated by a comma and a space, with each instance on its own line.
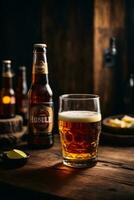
0, 60, 16, 118
16, 66, 28, 125
28, 44, 54, 148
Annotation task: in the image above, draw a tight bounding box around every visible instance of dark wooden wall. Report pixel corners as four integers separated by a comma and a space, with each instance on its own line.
93, 0, 127, 116
41, 0, 93, 95
0, 0, 133, 120
0, 0, 93, 131
0, 0, 93, 91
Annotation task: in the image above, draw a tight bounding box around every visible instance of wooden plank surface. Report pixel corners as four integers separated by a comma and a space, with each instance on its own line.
0, 135, 133, 200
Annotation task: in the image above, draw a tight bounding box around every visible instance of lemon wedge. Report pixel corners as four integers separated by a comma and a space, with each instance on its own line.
6, 149, 27, 159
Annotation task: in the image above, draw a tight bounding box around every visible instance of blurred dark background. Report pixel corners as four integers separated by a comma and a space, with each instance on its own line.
0, 0, 133, 123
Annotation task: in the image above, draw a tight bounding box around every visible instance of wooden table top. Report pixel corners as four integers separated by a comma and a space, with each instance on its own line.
0, 135, 133, 200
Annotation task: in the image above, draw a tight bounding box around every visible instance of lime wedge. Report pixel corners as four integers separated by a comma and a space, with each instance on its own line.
6, 149, 27, 159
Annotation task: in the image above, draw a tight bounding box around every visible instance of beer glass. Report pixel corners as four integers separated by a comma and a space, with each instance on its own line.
58, 94, 101, 168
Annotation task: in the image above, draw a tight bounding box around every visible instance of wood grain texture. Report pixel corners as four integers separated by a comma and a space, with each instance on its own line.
93, 0, 127, 114
0, 135, 133, 200
0, 115, 23, 134
41, 0, 93, 94
0, 127, 27, 150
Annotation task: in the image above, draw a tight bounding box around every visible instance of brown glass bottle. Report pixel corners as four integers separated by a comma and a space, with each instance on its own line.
16, 66, 28, 125
28, 44, 54, 148
0, 60, 16, 118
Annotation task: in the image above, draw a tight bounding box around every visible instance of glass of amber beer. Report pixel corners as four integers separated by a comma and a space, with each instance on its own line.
58, 94, 101, 168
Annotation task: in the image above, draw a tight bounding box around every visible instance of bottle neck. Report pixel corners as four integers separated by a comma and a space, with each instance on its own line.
32, 51, 49, 84
32, 73, 49, 84
18, 70, 27, 92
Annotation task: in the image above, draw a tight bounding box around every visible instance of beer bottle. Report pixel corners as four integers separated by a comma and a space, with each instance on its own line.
0, 60, 16, 118
16, 66, 28, 125
28, 43, 54, 148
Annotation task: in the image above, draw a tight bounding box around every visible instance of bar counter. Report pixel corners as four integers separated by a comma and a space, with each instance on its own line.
0, 135, 133, 200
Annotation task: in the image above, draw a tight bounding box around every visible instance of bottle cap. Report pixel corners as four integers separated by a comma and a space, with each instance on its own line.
19, 66, 26, 71
2, 60, 11, 64
34, 43, 47, 48
2, 60, 14, 77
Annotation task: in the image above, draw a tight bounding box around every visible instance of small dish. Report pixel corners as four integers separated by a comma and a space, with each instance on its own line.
102, 114, 134, 135
1, 149, 30, 169
101, 114, 134, 146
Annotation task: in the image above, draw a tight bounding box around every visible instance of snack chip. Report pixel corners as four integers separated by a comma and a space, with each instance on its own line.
107, 115, 134, 128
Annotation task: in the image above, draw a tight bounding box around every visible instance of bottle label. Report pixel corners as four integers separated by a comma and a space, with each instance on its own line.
33, 61, 48, 74
29, 104, 53, 135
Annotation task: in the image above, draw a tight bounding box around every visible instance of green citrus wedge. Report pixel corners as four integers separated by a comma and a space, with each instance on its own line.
6, 149, 27, 159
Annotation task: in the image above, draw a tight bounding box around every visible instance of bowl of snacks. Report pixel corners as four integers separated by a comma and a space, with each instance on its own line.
103, 115, 134, 134
102, 115, 134, 145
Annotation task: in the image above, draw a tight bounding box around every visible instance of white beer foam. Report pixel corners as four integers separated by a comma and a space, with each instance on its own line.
59, 111, 101, 123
